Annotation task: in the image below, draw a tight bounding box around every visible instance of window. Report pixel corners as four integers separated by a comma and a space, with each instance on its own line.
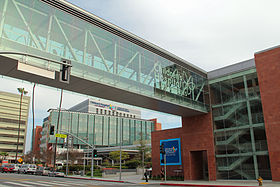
100, 109, 103, 114
96, 108, 99, 114
104, 110, 107, 115
108, 111, 111, 115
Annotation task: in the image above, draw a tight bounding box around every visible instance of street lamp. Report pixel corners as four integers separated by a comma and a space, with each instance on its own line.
15, 88, 28, 163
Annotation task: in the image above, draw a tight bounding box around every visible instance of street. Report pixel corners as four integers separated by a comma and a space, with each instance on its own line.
0, 173, 166, 187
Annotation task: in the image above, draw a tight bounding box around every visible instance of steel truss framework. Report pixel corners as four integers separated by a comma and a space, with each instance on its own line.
0, 0, 208, 112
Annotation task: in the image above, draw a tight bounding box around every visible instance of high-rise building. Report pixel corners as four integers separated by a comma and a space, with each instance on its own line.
0, 91, 30, 162
69, 99, 141, 119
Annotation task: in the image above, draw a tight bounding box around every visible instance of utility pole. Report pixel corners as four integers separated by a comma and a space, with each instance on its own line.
53, 89, 63, 170
119, 122, 122, 181
66, 135, 69, 176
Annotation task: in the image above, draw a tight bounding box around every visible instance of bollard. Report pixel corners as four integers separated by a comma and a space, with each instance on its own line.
257, 176, 263, 186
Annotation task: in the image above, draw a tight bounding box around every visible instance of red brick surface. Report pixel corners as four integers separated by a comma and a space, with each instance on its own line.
151, 113, 216, 180
255, 46, 280, 181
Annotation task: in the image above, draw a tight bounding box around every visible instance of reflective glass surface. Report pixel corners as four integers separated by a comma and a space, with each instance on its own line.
0, 0, 208, 112
48, 110, 154, 147
210, 70, 271, 180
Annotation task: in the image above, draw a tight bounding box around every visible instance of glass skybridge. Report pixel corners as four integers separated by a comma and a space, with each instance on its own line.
0, 0, 209, 115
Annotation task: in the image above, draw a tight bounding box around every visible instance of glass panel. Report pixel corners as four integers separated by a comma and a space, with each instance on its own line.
94, 115, 103, 145
1, 0, 208, 112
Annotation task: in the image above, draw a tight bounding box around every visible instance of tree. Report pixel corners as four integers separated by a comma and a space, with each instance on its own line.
0, 152, 8, 161
136, 132, 151, 168
109, 151, 129, 164
15, 87, 28, 162
58, 150, 84, 165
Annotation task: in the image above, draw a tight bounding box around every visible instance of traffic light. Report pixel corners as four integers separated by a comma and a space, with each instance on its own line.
93, 149, 97, 157
160, 143, 165, 154
60, 59, 71, 83
50, 125, 55, 135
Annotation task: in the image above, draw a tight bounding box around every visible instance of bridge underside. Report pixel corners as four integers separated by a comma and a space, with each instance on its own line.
0, 55, 205, 117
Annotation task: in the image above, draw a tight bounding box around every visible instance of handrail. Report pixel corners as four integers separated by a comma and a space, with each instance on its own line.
0, 51, 72, 67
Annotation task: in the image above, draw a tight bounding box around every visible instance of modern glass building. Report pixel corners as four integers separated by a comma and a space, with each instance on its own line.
41, 109, 154, 150
209, 59, 270, 180
0, 0, 280, 182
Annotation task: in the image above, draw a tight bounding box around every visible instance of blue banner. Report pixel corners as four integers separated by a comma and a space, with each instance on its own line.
160, 138, 181, 165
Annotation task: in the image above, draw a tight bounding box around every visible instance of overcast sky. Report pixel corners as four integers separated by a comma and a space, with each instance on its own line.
67, 0, 280, 71
2, 0, 280, 152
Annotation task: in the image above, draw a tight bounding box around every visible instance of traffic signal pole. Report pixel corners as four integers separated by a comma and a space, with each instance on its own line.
164, 153, 167, 182
91, 146, 94, 178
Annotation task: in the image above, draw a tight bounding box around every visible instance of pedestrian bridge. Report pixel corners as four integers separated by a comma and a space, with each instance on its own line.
0, 0, 209, 116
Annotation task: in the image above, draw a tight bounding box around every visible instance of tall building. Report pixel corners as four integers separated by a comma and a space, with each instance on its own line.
40, 108, 154, 152
69, 99, 141, 119
0, 91, 30, 161
32, 126, 42, 154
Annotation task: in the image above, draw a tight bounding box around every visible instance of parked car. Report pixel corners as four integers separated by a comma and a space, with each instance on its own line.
9, 164, 21, 173
35, 166, 50, 176
48, 171, 65, 177
18, 164, 36, 174
0, 164, 11, 173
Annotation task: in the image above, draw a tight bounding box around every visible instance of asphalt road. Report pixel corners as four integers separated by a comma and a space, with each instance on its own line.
0, 173, 165, 187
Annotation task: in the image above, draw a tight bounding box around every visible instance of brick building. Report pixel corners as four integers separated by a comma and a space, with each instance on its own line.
152, 46, 280, 181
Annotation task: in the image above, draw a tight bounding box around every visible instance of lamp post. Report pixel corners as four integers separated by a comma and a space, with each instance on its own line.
15, 88, 28, 163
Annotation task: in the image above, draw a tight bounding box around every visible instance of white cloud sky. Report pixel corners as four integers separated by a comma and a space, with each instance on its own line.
1, 0, 279, 152
67, 0, 280, 71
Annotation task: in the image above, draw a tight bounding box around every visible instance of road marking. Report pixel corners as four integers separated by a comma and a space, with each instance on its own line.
3, 181, 30, 187
21, 180, 52, 186
39, 181, 65, 186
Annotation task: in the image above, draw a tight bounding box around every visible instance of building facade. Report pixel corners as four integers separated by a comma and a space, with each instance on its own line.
152, 47, 280, 181
40, 109, 155, 151
0, 91, 30, 161
69, 99, 141, 119
32, 126, 42, 154
0, 0, 280, 182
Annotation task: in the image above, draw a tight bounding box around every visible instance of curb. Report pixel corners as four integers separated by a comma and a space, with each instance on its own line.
159, 183, 259, 187
65, 176, 125, 183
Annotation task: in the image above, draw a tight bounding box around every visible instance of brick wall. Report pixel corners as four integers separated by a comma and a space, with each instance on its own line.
151, 112, 216, 180
255, 46, 280, 181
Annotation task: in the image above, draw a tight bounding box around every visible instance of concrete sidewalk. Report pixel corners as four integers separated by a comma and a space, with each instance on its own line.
66, 175, 280, 187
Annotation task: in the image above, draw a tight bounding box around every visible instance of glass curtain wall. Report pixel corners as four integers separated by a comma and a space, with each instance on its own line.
0, 0, 208, 112
210, 69, 271, 180
47, 110, 154, 148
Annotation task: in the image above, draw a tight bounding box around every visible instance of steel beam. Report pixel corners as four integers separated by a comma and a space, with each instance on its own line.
0, 0, 8, 39
118, 52, 138, 75
53, 15, 78, 61
243, 75, 259, 179
12, 0, 41, 49
88, 30, 110, 72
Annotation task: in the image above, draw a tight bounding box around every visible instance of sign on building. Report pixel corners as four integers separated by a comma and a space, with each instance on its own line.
160, 138, 182, 165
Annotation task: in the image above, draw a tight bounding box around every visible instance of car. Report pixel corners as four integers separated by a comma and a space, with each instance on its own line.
0, 164, 10, 173
9, 164, 21, 173
18, 164, 36, 174
36, 166, 50, 176
48, 171, 65, 177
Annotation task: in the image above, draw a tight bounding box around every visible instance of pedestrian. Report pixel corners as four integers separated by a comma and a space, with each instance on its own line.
160, 167, 164, 181
144, 170, 148, 182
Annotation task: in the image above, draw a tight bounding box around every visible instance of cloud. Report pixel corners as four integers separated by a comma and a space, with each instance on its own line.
68, 0, 280, 71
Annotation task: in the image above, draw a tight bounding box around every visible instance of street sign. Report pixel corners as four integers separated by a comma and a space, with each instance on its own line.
18, 158, 23, 163
55, 133, 67, 139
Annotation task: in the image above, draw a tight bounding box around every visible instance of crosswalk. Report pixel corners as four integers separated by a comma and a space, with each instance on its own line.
0, 179, 109, 186
0, 179, 136, 186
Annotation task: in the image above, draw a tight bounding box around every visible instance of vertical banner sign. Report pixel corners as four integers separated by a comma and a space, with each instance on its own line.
160, 138, 181, 165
